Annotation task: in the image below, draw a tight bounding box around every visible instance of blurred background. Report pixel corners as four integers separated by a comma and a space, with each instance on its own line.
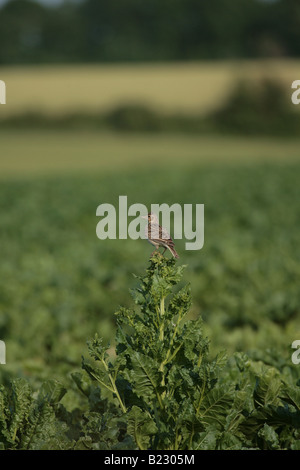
0, 0, 299, 391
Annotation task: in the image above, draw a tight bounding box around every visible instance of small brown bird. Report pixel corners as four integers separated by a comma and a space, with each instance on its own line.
141, 213, 179, 259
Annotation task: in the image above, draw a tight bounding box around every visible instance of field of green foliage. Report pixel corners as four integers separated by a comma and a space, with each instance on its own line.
0, 147, 299, 449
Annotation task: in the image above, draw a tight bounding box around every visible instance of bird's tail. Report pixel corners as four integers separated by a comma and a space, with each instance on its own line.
167, 245, 179, 259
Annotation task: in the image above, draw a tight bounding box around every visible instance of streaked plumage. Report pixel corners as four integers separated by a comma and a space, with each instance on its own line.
142, 213, 179, 259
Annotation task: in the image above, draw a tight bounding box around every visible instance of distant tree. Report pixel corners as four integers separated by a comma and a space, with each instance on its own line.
0, 0, 299, 64
0, 0, 47, 64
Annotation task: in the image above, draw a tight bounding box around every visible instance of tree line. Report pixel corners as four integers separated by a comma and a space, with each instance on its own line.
0, 0, 299, 64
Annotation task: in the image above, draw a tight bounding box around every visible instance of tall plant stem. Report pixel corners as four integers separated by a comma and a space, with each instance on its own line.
101, 358, 127, 414
159, 296, 165, 341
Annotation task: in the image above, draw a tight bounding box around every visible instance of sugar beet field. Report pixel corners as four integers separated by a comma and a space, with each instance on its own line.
0, 137, 299, 449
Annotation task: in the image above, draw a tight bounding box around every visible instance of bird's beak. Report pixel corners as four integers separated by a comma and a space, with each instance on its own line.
141, 215, 148, 219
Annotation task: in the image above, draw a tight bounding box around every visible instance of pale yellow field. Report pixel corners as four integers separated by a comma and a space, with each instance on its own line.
0, 59, 299, 117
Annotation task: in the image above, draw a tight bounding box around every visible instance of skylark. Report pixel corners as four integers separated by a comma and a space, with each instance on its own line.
141, 213, 179, 259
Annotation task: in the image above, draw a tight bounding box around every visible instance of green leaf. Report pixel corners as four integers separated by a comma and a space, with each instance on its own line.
181, 317, 209, 364
253, 366, 282, 408
124, 351, 163, 405
291, 440, 300, 450
281, 385, 300, 411
81, 357, 114, 393
126, 406, 157, 450
37, 380, 67, 406
19, 400, 68, 450
218, 431, 243, 450
224, 389, 249, 433
86, 334, 108, 362
240, 404, 300, 441
168, 284, 192, 319
0, 378, 71, 450
257, 423, 280, 450
197, 386, 234, 429
0, 384, 15, 446
193, 427, 219, 450
71, 371, 93, 398
8, 378, 32, 444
